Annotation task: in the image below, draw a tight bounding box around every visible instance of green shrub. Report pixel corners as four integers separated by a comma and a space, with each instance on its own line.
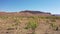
50, 22, 58, 31
25, 20, 38, 34
25, 21, 38, 30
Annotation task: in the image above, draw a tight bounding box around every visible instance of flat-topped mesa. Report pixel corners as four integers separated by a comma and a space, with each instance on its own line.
20, 10, 51, 14
20, 10, 51, 16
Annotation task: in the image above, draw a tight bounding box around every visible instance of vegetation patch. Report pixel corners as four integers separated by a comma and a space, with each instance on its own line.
25, 20, 38, 34
50, 22, 58, 31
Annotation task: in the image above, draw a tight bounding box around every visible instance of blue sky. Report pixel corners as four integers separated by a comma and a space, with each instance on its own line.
0, 0, 60, 14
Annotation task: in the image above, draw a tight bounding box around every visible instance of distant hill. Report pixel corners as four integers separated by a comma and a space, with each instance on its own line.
0, 10, 51, 16
0, 10, 60, 16
20, 10, 51, 14
52, 14, 60, 16
19, 10, 51, 16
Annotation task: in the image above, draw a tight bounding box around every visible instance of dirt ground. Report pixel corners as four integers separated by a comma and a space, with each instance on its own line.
0, 11, 60, 34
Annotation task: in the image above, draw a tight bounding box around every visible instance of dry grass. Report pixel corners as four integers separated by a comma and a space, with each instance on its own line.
0, 16, 60, 34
